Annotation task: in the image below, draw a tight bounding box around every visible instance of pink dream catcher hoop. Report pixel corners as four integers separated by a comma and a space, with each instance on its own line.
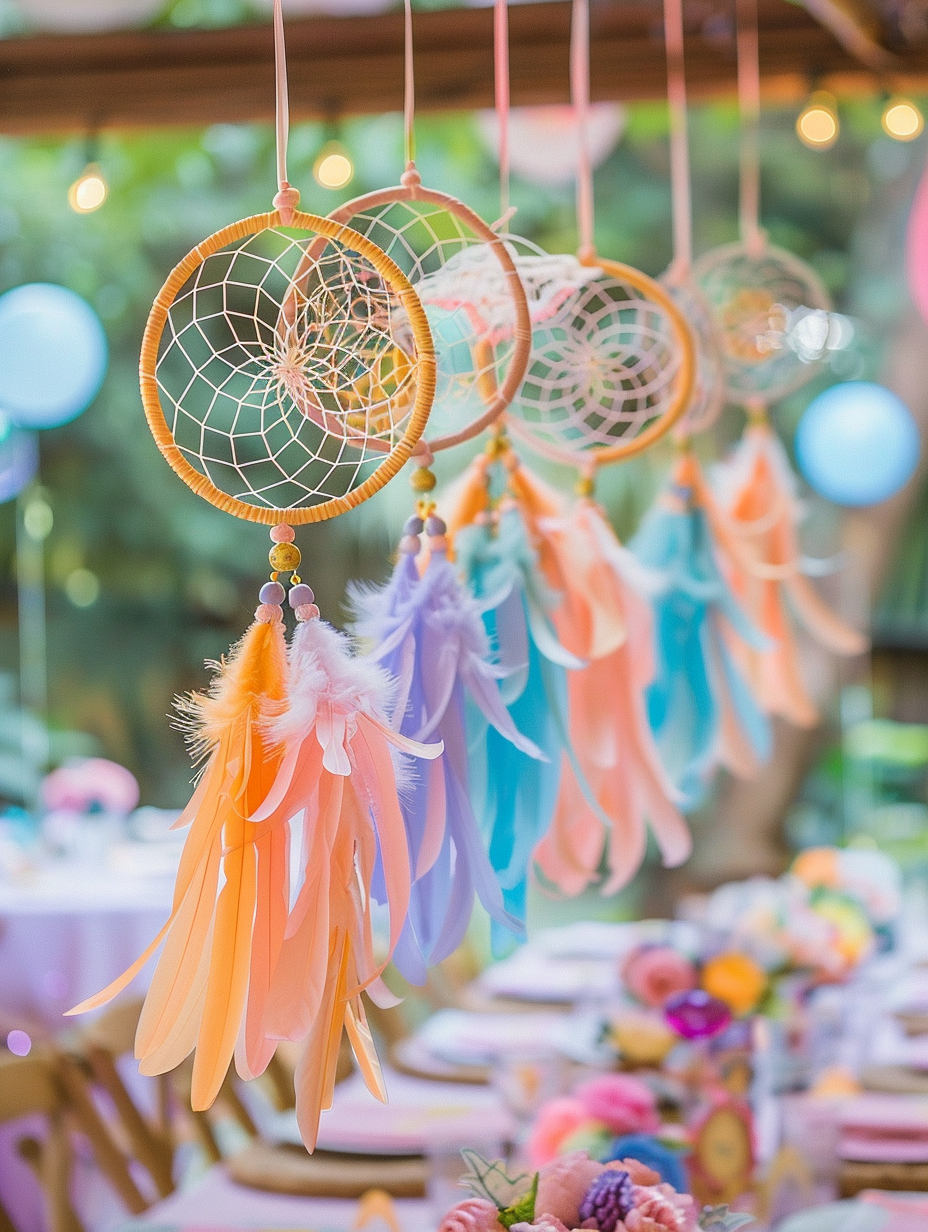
692, 0, 832, 410
324, 0, 531, 463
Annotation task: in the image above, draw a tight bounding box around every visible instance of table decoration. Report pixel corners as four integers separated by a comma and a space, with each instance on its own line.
438, 1148, 754, 1231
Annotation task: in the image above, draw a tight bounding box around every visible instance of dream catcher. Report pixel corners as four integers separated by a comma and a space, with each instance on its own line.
627, 0, 770, 808
445, 0, 695, 915
345, 0, 539, 980
692, 0, 865, 726
70, 1, 443, 1151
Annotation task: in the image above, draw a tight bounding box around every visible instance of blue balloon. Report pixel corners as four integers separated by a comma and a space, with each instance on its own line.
796, 381, 920, 507
0, 284, 108, 429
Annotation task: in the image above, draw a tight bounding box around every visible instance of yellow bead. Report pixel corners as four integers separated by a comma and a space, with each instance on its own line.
575, 475, 595, 498
269, 542, 301, 572
410, 467, 436, 493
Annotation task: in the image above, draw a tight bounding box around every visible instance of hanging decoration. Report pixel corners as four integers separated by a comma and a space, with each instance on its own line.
445, 0, 696, 911
687, 0, 865, 728
629, 455, 772, 809
343, 0, 541, 977
712, 422, 866, 728
69, 0, 441, 1153
795, 381, 920, 508
692, 0, 832, 408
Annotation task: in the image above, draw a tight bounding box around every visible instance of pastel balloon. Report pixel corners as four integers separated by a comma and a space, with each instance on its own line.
796, 381, 919, 507
0, 284, 108, 429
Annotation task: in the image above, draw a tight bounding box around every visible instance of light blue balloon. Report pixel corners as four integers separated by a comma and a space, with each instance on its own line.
796, 381, 920, 507
0, 284, 108, 429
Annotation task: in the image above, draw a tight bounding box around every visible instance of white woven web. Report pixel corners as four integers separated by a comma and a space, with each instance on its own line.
506, 254, 684, 457
693, 242, 832, 405
329, 199, 520, 444
154, 228, 420, 513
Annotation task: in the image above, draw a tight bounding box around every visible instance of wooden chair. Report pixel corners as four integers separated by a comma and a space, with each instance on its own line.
67, 996, 259, 1179
0, 1048, 148, 1232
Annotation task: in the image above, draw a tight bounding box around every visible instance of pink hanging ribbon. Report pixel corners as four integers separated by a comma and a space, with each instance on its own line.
272, 0, 299, 223
494, 0, 511, 221
570, 0, 595, 261
736, 0, 764, 255
404, 0, 416, 171
663, 0, 693, 277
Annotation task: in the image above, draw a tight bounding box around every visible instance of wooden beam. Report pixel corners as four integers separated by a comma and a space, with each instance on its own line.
0, 0, 925, 136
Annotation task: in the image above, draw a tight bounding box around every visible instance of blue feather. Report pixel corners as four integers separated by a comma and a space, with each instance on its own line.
631, 490, 771, 810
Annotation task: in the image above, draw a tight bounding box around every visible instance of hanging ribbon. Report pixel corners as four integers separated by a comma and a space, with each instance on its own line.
495, 0, 511, 222
663, 0, 693, 277
272, 0, 299, 222
404, 0, 416, 171
736, 0, 763, 256
571, 0, 595, 262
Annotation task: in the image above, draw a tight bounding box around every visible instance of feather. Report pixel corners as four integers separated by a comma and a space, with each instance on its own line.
251, 615, 441, 1149
67, 613, 289, 1114
350, 523, 542, 983
447, 454, 588, 950
511, 480, 692, 896
631, 457, 772, 810
711, 422, 867, 727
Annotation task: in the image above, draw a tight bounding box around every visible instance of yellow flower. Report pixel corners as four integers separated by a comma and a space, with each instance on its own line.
701, 952, 768, 1017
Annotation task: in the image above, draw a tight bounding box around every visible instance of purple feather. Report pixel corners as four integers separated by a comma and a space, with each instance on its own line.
349, 538, 543, 982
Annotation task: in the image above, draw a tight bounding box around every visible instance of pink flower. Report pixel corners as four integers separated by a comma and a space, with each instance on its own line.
536, 1151, 605, 1227
575, 1074, 660, 1136
509, 1218, 570, 1232
621, 946, 698, 1010
527, 1098, 589, 1167
41, 757, 139, 816
629, 1185, 698, 1231
439, 1200, 505, 1232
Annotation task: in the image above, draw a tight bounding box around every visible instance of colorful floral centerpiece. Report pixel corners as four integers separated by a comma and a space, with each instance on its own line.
439, 1150, 753, 1232
525, 1074, 688, 1192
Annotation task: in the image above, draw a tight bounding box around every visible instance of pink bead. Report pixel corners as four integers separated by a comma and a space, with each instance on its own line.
259, 581, 286, 605
288, 583, 314, 607
429, 535, 449, 554
270, 524, 296, 543
255, 603, 283, 623
296, 603, 320, 622
399, 535, 420, 555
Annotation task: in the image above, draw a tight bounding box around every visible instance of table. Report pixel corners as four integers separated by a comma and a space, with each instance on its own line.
0, 859, 175, 1036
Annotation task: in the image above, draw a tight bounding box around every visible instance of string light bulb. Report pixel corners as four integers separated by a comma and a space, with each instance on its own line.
313, 141, 354, 190
68, 162, 108, 213
796, 92, 839, 150
882, 97, 924, 141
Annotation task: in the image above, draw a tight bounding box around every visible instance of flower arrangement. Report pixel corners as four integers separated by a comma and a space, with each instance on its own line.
438, 1150, 754, 1232
525, 1074, 688, 1193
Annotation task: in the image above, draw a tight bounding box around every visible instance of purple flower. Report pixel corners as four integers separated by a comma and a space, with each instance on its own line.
578, 1170, 634, 1232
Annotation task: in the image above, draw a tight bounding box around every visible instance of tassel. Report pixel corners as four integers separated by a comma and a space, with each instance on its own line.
251, 603, 442, 1150
507, 464, 691, 896
67, 587, 290, 1113
349, 505, 543, 986
630, 455, 773, 810
712, 419, 867, 727
447, 446, 586, 952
